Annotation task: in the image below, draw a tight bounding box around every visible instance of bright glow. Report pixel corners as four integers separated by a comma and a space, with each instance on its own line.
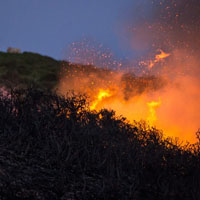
90, 89, 112, 110
147, 99, 161, 126
59, 48, 200, 144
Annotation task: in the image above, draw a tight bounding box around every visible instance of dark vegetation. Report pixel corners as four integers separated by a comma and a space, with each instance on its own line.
0, 51, 62, 90
1, 51, 200, 199
0, 87, 200, 200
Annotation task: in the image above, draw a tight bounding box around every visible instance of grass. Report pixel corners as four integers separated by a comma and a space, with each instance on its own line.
0, 87, 199, 199
0, 51, 63, 90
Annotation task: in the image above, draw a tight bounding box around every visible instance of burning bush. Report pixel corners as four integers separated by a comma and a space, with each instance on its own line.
0, 87, 199, 199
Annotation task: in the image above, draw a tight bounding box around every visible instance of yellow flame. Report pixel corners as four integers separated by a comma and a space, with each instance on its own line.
90, 89, 112, 110
147, 99, 161, 126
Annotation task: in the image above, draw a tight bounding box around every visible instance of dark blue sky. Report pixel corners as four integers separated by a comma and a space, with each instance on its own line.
0, 0, 138, 60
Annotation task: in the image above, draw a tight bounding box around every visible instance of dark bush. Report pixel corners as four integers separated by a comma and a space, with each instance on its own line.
0, 87, 199, 199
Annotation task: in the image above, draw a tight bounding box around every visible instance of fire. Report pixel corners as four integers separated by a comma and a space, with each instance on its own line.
147, 99, 161, 126
155, 50, 170, 61
59, 48, 200, 144
149, 50, 170, 69
90, 89, 113, 110
59, 0, 200, 144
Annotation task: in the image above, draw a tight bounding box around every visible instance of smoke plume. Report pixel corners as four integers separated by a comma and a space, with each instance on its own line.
58, 0, 200, 143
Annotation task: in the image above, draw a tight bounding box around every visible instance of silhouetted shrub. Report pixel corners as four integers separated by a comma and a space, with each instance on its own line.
0, 87, 199, 199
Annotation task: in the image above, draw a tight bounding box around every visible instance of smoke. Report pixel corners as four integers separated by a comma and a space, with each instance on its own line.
58, 63, 165, 101
128, 0, 200, 53
125, 0, 200, 142
58, 0, 200, 143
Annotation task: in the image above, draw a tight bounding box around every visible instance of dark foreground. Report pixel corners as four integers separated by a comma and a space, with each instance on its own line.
0, 88, 199, 200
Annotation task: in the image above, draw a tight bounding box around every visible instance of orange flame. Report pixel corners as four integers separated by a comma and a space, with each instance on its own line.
147, 99, 161, 126
149, 49, 170, 69
59, 48, 200, 144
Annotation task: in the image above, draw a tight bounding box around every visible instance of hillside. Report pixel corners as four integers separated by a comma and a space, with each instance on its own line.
0, 51, 63, 89
0, 51, 115, 90
0, 52, 200, 199
0, 51, 165, 99
0, 87, 199, 200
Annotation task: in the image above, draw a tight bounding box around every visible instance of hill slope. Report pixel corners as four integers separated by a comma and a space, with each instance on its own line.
0, 52, 200, 199
0, 51, 62, 89
0, 51, 165, 98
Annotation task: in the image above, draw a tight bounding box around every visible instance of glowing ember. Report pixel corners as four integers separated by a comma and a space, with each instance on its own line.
149, 50, 170, 69
155, 50, 170, 61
